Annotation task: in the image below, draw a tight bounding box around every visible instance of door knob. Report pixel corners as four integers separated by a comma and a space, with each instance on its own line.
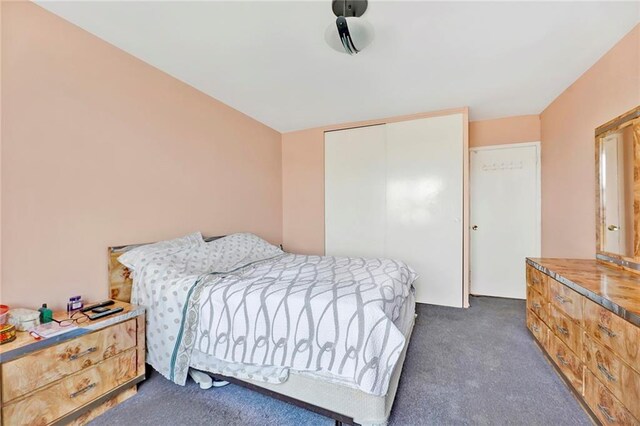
472, 225, 478, 231
607, 225, 619, 231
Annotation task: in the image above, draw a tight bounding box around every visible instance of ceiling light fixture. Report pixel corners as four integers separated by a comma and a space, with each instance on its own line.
325, 0, 374, 55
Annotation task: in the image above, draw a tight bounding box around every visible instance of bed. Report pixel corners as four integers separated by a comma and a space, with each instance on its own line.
108, 233, 417, 426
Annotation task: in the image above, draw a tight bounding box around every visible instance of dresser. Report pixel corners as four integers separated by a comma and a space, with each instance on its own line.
526, 258, 640, 425
0, 301, 145, 425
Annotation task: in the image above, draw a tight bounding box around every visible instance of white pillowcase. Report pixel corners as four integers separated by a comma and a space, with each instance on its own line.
118, 231, 204, 271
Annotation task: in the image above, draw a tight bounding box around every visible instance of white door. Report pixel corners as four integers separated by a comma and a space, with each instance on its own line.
386, 114, 464, 307
325, 125, 387, 258
470, 143, 540, 299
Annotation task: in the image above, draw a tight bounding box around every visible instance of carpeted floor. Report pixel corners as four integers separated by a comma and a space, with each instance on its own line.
89, 296, 590, 425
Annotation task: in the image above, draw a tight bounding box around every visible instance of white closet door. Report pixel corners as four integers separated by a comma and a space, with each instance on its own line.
325, 125, 387, 258
385, 114, 464, 307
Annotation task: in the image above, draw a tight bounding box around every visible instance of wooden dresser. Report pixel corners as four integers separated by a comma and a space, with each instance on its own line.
0, 301, 145, 425
526, 258, 640, 425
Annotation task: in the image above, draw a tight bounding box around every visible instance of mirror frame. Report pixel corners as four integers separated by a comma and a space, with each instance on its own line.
595, 105, 640, 272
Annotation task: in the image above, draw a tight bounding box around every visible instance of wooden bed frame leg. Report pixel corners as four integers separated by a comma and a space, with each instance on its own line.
335, 421, 343, 426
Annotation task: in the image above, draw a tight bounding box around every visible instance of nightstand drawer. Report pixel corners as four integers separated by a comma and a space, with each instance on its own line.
2, 319, 137, 402
2, 348, 137, 426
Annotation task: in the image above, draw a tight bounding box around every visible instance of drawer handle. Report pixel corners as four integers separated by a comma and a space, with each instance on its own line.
597, 363, 617, 382
554, 295, 571, 304
597, 404, 616, 423
556, 326, 569, 336
531, 324, 541, 333
70, 382, 96, 398
598, 324, 617, 338
532, 302, 542, 309
69, 346, 98, 361
555, 353, 569, 366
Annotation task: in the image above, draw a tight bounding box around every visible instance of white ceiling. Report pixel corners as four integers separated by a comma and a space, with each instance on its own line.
36, 1, 639, 132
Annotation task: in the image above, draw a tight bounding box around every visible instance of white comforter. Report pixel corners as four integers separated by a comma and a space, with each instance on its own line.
121, 233, 416, 396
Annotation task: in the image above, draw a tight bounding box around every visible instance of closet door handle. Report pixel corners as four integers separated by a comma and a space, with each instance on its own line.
471, 225, 478, 231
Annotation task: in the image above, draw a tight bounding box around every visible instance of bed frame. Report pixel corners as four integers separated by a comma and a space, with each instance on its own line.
108, 238, 414, 426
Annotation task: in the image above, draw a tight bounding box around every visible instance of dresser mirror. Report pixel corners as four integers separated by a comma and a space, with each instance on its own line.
595, 106, 640, 270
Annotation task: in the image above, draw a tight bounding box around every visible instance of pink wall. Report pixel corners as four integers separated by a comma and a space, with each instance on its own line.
282, 129, 325, 255
470, 115, 540, 147
540, 24, 639, 258
1, 2, 282, 309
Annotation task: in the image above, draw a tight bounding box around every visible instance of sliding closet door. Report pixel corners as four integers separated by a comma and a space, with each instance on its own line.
325, 114, 465, 307
325, 125, 387, 258
385, 114, 464, 307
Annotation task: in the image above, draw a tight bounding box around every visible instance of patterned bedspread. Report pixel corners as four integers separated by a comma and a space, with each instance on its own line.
121, 233, 417, 396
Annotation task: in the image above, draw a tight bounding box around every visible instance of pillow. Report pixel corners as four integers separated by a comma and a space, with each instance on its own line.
205, 233, 283, 272
118, 231, 204, 271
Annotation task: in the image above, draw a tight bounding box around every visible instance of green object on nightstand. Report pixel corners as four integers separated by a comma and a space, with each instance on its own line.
38, 303, 53, 323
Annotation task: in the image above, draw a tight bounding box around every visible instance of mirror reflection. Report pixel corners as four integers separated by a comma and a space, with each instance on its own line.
598, 116, 639, 258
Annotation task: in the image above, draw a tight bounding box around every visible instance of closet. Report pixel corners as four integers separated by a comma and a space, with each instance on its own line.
324, 112, 468, 307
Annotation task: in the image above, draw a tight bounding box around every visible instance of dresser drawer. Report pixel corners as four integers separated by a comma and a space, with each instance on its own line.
584, 298, 640, 371
527, 286, 550, 326
584, 369, 639, 426
549, 278, 583, 323
527, 308, 548, 349
583, 333, 640, 420
526, 265, 548, 299
548, 332, 583, 392
2, 319, 137, 402
549, 305, 582, 356
2, 348, 137, 426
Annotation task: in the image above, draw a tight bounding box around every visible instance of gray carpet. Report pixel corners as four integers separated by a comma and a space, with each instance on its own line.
90, 297, 590, 425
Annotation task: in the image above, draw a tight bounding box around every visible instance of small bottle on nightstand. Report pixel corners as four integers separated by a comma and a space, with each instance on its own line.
38, 304, 53, 323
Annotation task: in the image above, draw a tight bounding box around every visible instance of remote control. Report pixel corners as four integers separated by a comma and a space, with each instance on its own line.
87, 306, 123, 320
81, 300, 115, 313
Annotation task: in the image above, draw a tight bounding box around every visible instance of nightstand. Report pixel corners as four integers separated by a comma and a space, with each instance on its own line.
0, 301, 145, 425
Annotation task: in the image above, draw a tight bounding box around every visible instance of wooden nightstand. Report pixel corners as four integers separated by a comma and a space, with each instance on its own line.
0, 301, 145, 425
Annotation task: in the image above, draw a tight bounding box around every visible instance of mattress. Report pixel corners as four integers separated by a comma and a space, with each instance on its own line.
190, 292, 416, 425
